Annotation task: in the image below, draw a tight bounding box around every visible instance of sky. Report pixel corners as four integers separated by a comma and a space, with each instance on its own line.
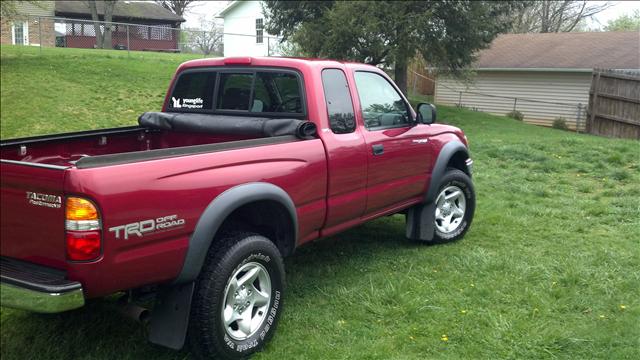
181, 0, 640, 30
587, 0, 640, 28
182, 0, 229, 28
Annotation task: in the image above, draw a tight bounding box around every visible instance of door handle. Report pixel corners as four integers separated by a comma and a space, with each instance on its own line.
372, 144, 384, 156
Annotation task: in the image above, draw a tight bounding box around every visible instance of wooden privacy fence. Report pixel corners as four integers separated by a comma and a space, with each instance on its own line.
408, 63, 436, 96
587, 69, 640, 139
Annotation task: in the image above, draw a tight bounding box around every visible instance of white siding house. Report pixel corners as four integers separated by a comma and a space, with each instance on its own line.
435, 32, 640, 131
216, 1, 278, 57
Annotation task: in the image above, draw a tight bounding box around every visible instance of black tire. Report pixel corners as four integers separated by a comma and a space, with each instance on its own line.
432, 168, 475, 243
188, 232, 285, 360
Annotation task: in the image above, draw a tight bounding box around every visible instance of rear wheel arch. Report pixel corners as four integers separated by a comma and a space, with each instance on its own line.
174, 182, 297, 285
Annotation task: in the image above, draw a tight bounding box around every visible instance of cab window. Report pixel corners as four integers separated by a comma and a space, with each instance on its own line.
354, 71, 410, 130
322, 69, 356, 134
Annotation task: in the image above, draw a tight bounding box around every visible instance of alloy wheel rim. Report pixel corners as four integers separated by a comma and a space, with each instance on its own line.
435, 185, 466, 234
221, 261, 271, 341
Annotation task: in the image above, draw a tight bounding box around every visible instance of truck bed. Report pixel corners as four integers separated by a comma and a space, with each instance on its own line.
0, 126, 260, 168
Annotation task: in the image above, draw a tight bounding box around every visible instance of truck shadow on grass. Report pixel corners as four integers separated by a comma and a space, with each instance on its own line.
1, 215, 427, 360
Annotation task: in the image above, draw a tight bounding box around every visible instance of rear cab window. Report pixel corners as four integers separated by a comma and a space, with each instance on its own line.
168, 69, 305, 117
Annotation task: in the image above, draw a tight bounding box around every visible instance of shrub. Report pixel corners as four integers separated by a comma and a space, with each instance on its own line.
552, 117, 569, 130
506, 110, 524, 121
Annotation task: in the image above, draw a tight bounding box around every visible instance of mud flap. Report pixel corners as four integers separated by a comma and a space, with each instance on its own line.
406, 202, 436, 241
148, 282, 195, 350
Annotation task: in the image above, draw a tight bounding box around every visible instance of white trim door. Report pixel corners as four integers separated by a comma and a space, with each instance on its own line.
11, 21, 29, 45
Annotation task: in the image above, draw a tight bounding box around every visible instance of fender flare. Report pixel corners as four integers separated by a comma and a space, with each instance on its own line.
407, 141, 470, 241
424, 141, 470, 203
150, 183, 297, 350
174, 182, 298, 285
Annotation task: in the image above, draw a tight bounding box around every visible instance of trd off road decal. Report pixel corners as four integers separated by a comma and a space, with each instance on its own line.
26, 192, 62, 209
171, 97, 204, 109
109, 214, 185, 240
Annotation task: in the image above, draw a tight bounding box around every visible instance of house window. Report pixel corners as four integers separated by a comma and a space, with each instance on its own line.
256, 18, 263, 44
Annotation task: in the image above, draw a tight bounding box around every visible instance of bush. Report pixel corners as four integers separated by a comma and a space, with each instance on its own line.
552, 117, 569, 130
506, 110, 524, 121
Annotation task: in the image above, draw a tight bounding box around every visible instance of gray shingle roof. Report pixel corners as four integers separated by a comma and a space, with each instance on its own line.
477, 31, 640, 70
55, 1, 185, 22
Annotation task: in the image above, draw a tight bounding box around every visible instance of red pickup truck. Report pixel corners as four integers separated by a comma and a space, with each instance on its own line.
0, 57, 474, 359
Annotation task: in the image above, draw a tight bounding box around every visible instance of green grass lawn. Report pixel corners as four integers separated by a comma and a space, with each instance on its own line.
0, 45, 202, 139
1, 45, 639, 359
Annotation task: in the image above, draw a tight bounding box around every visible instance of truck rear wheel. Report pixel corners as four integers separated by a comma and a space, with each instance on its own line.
188, 232, 285, 360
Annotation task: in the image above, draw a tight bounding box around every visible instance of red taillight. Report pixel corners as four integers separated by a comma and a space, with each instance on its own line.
66, 231, 101, 261
65, 197, 102, 261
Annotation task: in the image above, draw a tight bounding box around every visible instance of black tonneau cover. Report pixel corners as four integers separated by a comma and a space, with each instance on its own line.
139, 112, 317, 139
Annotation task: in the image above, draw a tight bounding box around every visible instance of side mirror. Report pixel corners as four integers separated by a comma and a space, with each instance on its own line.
416, 103, 436, 124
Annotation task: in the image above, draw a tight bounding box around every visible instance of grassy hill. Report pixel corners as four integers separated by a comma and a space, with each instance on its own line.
0, 46, 202, 138
1, 45, 639, 360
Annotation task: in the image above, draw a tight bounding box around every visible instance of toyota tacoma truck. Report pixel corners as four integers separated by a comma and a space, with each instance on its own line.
0, 57, 474, 359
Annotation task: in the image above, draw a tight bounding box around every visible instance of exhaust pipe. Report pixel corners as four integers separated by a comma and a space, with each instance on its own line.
119, 301, 150, 323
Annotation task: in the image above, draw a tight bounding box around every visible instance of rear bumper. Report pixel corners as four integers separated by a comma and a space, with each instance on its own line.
0, 257, 85, 313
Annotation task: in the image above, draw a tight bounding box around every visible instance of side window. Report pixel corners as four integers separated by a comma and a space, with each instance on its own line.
169, 72, 216, 110
354, 71, 409, 130
322, 69, 356, 134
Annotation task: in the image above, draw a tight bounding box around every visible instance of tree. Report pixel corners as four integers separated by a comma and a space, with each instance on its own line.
154, 0, 194, 18
510, 1, 612, 33
0, 0, 18, 18
264, 1, 518, 94
604, 10, 640, 31
186, 17, 223, 55
86, 0, 117, 49
1, 1, 44, 18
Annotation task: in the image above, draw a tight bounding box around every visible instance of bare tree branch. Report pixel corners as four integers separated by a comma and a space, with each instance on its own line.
154, 0, 194, 17
511, 0, 613, 33
183, 17, 222, 55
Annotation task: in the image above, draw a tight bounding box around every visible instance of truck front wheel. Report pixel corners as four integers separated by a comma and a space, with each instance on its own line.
433, 168, 475, 242
188, 232, 285, 360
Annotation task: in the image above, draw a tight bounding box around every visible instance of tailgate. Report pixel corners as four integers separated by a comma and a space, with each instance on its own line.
0, 162, 67, 269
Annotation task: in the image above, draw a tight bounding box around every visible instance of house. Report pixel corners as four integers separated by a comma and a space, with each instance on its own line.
54, 0, 185, 51
435, 31, 640, 130
216, 1, 278, 57
0, 1, 55, 47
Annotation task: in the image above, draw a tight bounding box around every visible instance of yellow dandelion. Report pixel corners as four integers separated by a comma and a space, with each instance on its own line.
410, 336, 415, 340
599, 315, 605, 319
470, 283, 475, 287
338, 319, 346, 326
460, 310, 467, 314
441, 334, 449, 342
620, 304, 626, 310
